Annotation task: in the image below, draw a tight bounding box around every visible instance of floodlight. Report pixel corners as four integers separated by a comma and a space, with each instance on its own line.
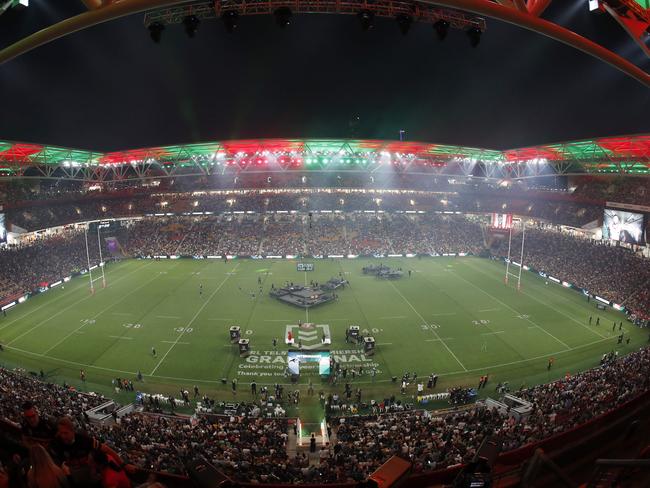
274, 7, 292, 28
183, 15, 200, 38
396, 14, 412, 35
467, 27, 482, 47
148, 22, 165, 43
433, 20, 449, 40
222, 10, 239, 32
358, 10, 375, 30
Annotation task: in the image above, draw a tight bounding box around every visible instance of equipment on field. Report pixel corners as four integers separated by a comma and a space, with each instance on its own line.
364, 336, 376, 356
229, 326, 241, 343
349, 325, 360, 338
238, 338, 250, 357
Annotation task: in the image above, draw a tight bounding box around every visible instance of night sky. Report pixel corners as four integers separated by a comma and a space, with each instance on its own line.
0, 0, 648, 152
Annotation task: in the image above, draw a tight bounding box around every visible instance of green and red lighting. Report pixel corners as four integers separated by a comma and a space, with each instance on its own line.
0, 135, 648, 178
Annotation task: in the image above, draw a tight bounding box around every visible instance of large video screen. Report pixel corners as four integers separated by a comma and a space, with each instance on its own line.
491, 213, 512, 230
0, 214, 6, 244
287, 350, 330, 376
603, 209, 645, 245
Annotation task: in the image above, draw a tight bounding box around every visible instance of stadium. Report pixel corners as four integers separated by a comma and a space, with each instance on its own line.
1, 2, 650, 488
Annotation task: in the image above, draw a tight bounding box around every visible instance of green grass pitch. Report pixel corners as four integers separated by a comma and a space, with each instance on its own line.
0, 257, 645, 418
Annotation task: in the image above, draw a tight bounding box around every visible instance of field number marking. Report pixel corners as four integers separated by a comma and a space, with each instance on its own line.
472, 319, 491, 326
421, 324, 440, 331
122, 323, 142, 329
174, 327, 193, 334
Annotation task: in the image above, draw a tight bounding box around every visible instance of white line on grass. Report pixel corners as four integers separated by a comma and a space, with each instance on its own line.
111, 312, 133, 316
478, 308, 501, 312
7, 262, 154, 346
4, 334, 617, 385
431, 312, 457, 317
162, 340, 190, 345
41, 267, 168, 355
388, 281, 468, 371
208, 318, 234, 321
0, 264, 125, 332
465, 260, 608, 340
449, 268, 572, 350
150, 263, 240, 375
481, 331, 505, 336
109, 336, 133, 340
378, 316, 407, 320
156, 315, 182, 320
425, 338, 455, 342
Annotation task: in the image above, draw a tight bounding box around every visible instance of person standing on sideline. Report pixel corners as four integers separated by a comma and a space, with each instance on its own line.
151, 347, 156, 357
589, 316, 592, 325
231, 379, 237, 395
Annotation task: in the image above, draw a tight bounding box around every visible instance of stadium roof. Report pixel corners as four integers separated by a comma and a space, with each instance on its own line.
0, 134, 649, 181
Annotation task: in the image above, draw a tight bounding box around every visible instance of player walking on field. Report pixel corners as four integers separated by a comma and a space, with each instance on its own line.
151, 346, 156, 357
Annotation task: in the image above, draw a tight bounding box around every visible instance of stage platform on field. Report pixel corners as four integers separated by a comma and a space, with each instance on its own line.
270, 285, 335, 309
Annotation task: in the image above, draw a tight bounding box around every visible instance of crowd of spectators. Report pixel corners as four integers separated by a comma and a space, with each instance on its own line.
3, 185, 606, 231
0, 230, 101, 303
495, 228, 650, 321
119, 214, 483, 259
1, 345, 649, 484
1, 212, 648, 321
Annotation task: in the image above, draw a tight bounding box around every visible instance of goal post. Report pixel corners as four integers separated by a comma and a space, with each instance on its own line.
504, 219, 526, 291
84, 226, 95, 295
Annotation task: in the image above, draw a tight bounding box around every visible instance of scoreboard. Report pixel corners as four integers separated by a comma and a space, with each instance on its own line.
297, 263, 314, 272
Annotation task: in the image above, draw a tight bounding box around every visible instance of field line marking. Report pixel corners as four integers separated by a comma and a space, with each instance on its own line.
7, 262, 154, 346
449, 267, 572, 351
3, 335, 616, 385
41, 265, 167, 355
431, 312, 457, 316
0, 261, 131, 332
481, 331, 506, 336
378, 316, 407, 319
469, 260, 608, 339
111, 312, 133, 316
156, 315, 181, 319
478, 308, 501, 312
208, 318, 233, 321
150, 263, 240, 375
162, 340, 190, 345
109, 336, 133, 340
388, 281, 467, 372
